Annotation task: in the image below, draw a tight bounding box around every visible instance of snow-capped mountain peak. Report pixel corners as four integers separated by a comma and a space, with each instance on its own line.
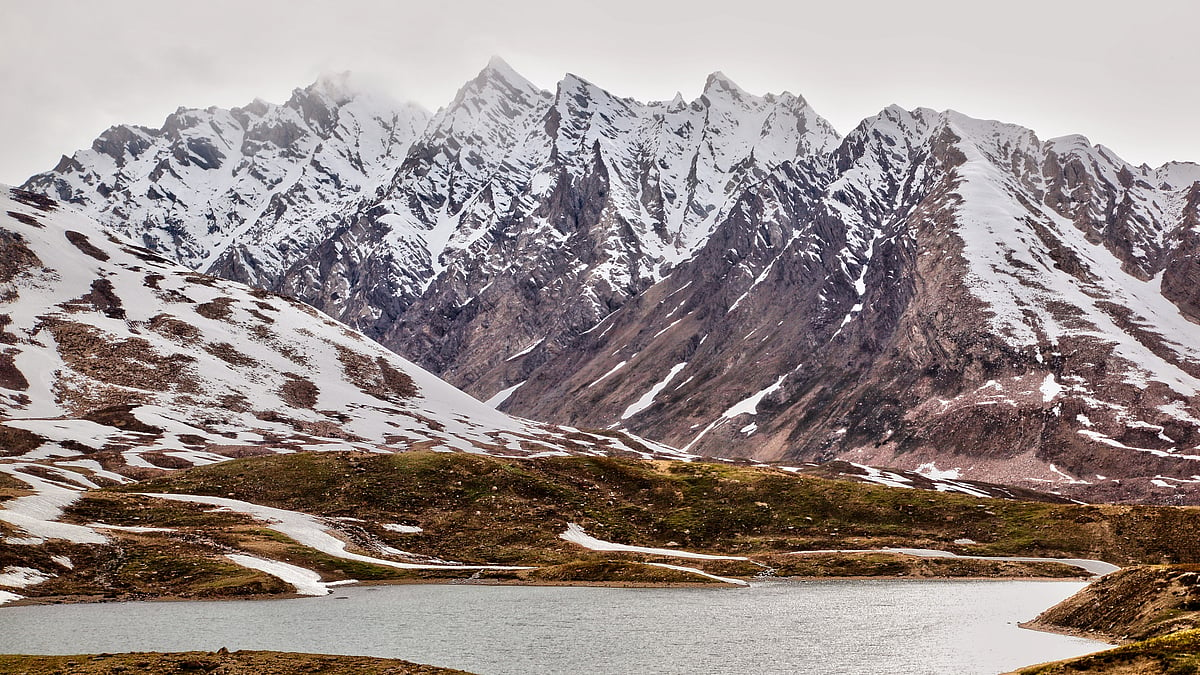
702, 71, 749, 99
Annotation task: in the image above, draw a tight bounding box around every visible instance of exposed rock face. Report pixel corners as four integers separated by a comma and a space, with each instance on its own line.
1161, 184, 1200, 324
22, 63, 1200, 501
502, 108, 1200, 503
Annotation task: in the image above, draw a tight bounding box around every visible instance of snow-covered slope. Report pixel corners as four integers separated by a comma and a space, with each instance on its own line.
0, 187, 688, 485
25, 73, 431, 289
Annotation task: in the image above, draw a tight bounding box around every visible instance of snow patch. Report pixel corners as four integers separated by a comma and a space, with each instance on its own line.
0, 566, 53, 589
89, 523, 177, 533
789, 547, 1118, 576
505, 338, 544, 361
1040, 374, 1064, 403
722, 373, 788, 419
643, 562, 749, 586
0, 465, 106, 545
484, 381, 525, 408
916, 463, 962, 480
587, 360, 628, 389
849, 462, 914, 490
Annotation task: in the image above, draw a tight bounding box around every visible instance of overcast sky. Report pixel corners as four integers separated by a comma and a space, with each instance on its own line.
3, 0, 1198, 184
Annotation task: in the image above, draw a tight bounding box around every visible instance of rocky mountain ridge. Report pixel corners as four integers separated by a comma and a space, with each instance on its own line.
24, 62, 1200, 501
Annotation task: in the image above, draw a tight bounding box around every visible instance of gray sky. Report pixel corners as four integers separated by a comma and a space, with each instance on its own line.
3, 0, 1198, 184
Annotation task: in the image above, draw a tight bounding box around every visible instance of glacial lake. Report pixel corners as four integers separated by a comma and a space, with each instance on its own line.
0, 579, 1107, 674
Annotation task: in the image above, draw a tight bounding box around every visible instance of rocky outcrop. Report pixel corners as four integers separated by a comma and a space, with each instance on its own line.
1025, 565, 1200, 643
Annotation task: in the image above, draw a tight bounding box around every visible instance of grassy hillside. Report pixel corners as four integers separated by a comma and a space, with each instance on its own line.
11, 451, 1200, 603
0, 651, 471, 675
114, 451, 1200, 565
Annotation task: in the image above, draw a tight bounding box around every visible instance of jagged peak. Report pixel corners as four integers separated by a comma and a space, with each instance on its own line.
938, 109, 1043, 152
849, 104, 937, 139
557, 72, 604, 94
301, 72, 429, 121
1156, 161, 1200, 189
703, 71, 749, 99
239, 97, 271, 117
554, 73, 638, 112
483, 55, 522, 82
435, 57, 549, 122
469, 56, 543, 96
305, 71, 359, 105
1045, 133, 1095, 154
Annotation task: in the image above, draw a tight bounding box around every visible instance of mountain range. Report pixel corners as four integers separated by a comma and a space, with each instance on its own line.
22, 59, 1200, 502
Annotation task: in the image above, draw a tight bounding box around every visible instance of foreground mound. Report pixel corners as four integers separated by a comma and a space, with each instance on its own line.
0, 650, 472, 675
1017, 628, 1200, 675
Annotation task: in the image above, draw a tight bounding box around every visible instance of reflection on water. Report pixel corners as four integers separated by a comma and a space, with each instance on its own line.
0, 579, 1107, 675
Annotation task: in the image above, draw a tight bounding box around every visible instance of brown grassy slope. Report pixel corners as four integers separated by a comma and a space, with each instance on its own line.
115, 451, 1200, 565
1025, 565, 1200, 643
0, 650, 472, 675
21, 451, 1200, 603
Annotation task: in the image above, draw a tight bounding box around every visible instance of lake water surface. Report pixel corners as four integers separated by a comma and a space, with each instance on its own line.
0, 579, 1108, 674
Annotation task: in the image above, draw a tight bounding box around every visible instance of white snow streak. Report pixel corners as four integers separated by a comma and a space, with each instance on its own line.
643, 562, 750, 586
620, 363, 688, 420
788, 547, 1118, 576
587, 360, 628, 389
225, 554, 335, 596
560, 523, 747, 561
0, 465, 106, 545
505, 339, 544, 362
484, 381, 525, 408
